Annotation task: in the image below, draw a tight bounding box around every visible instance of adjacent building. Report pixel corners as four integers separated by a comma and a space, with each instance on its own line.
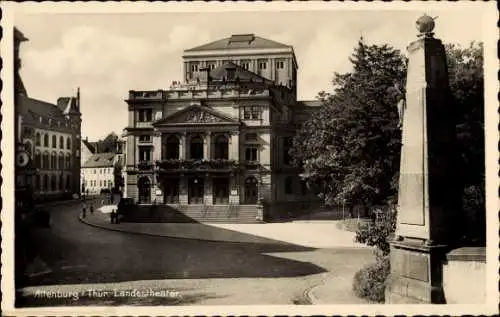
124, 34, 320, 219
81, 153, 120, 194
15, 27, 82, 201
81, 137, 126, 195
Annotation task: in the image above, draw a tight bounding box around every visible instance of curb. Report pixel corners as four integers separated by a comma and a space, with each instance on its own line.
302, 278, 325, 305
77, 215, 276, 245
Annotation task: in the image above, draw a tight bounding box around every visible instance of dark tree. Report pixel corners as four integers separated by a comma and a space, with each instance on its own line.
290, 38, 406, 214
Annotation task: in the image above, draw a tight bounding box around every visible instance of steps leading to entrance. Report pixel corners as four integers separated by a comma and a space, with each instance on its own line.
121, 204, 261, 223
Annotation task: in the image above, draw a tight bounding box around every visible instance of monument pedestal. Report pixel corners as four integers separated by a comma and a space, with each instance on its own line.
386, 240, 447, 303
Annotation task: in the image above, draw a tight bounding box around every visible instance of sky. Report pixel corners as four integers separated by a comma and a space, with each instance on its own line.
11, 3, 492, 141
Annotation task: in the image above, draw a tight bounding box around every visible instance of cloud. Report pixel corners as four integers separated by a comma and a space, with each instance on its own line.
20, 24, 213, 140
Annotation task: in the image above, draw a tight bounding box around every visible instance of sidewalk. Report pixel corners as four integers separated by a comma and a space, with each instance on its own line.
80, 210, 370, 249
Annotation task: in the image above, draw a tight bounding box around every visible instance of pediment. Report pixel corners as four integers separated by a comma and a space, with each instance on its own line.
153, 105, 238, 126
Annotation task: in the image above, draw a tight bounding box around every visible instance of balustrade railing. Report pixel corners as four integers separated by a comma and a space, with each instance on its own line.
155, 158, 241, 171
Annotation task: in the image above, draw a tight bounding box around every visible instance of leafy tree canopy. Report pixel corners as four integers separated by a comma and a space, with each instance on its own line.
291, 39, 484, 231
290, 38, 406, 209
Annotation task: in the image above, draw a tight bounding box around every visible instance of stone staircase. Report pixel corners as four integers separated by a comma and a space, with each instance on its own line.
121, 204, 261, 223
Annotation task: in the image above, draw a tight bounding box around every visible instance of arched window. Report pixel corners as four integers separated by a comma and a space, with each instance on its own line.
43, 134, 49, 147
244, 177, 258, 204
164, 135, 180, 159
35, 151, 41, 168
51, 175, 56, 190
285, 176, 294, 195
59, 136, 64, 149
51, 152, 57, 169
43, 175, 49, 190
52, 135, 57, 148
43, 152, 49, 169
66, 175, 71, 190
214, 135, 229, 160
59, 153, 65, 170
59, 174, 64, 190
66, 137, 71, 150
66, 155, 72, 169
35, 133, 41, 146
189, 135, 204, 160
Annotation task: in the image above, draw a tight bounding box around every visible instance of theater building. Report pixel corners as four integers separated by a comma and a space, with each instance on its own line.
124, 34, 320, 221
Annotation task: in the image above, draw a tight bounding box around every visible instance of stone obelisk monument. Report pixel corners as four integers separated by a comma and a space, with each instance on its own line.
385, 15, 463, 303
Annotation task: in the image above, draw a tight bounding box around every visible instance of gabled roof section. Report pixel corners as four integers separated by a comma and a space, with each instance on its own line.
83, 153, 116, 168
18, 95, 66, 121
153, 104, 239, 126
185, 34, 291, 52
82, 139, 96, 154
209, 62, 273, 84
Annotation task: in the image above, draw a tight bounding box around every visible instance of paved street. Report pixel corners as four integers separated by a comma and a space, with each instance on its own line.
18, 202, 375, 306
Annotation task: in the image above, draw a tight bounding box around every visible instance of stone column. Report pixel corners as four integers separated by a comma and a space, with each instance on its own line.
203, 173, 212, 205
152, 132, 162, 162
204, 132, 211, 160
229, 131, 240, 161
229, 172, 240, 204
385, 15, 463, 304
180, 132, 187, 160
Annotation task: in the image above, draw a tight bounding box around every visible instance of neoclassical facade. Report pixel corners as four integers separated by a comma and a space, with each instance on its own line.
15, 28, 82, 201
124, 34, 319, 218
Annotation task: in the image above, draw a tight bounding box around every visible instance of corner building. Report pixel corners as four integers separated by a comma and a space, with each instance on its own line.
124, 34, 319, 220
15, 28, 82, 201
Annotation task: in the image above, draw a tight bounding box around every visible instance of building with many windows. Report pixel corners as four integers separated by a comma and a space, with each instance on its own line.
15, 28, 82, 201
124, 34, 320, 220
81, 153, 121, 194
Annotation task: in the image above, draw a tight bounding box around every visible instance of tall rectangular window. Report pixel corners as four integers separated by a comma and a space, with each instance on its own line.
240, 61, 250, 70
139, 148, 151, 161
190, 63, 199, 72
138, 109, 153, 122
258, 61, 267, 70
276, 60, 285, 69
245, 147, 258, 161
243, 107, 261, 120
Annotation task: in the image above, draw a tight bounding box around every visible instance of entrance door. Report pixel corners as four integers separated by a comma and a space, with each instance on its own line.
138, 176, 151, 204
163, 178, 179, 204
244, 177, 258, 204
212, 177, 229, 205
188, 177, 204, 204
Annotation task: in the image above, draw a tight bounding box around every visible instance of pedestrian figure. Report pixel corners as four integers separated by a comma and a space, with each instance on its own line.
90, 204, 94, 214
81, 202, 87, 218
110, 193, 114, 204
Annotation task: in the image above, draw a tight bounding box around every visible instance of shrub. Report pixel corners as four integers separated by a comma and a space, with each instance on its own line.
355, 206, 397, 256
352, 255, 390, 303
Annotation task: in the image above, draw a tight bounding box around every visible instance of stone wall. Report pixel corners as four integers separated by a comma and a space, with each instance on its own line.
443, 247, 486, 304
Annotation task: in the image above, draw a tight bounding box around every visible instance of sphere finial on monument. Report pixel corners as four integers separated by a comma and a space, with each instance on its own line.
416, 14, 437, 38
